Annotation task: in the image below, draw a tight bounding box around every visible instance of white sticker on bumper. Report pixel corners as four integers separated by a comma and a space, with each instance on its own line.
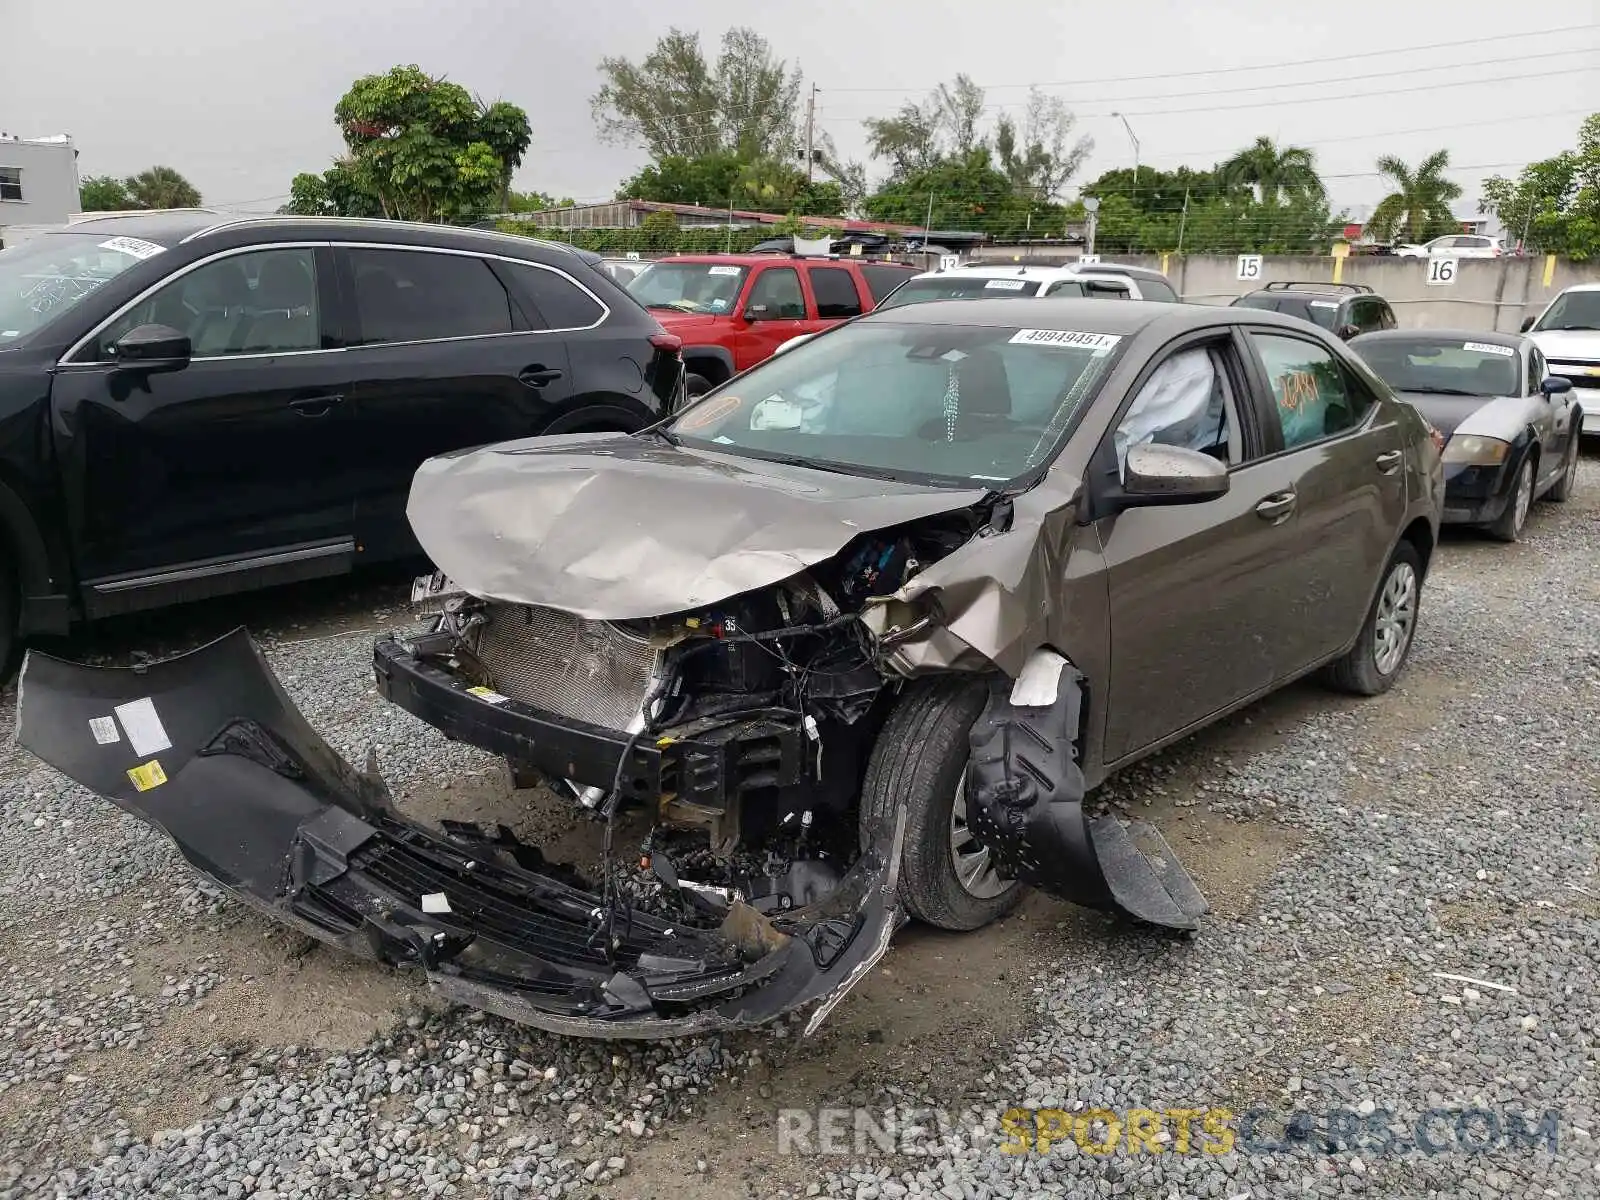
114, 697, 172, 757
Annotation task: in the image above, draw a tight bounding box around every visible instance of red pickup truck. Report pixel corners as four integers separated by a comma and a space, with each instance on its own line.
624, 254, 919, 396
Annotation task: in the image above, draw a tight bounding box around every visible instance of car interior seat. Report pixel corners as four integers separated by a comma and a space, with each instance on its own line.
239, 257, 318, 352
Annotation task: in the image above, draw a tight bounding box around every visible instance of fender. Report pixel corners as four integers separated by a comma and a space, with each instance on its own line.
0, 478, 69, 635
538, 394, 657, 436
681, 345, 736, 383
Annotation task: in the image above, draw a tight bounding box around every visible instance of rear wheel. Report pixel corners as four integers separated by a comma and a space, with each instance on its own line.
859, 677, 1025, 931
1326, 540, 1421, 696
1545, 434, 1580, 503
1488, 455, 1535, 542
684, 372, 713, 399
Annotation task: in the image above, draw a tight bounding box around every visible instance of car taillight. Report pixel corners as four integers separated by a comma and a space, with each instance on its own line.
649, 332, 683, 356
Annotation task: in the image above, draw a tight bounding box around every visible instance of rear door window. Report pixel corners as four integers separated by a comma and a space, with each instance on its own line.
1085, 280, 1131, 300
346, 248, 514, 345
1135, 276, 1179, 302
808, 266, 863, 318
1248, 332, 1367, 449
499, 261, 605, 330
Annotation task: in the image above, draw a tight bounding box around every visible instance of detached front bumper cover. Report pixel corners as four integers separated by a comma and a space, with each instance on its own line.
15, 628, 905, 1039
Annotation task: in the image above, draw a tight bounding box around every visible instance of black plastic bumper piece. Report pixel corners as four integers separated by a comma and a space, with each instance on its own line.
15, 627, 904, 1038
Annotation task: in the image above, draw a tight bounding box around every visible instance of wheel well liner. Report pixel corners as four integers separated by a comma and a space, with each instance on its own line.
682, 347, 734, 383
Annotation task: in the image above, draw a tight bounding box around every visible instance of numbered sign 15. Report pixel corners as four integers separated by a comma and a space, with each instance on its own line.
1236, 254, 1263, 281
1426, 257, 1458, 286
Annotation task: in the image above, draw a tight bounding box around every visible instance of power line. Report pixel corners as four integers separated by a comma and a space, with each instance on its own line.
817, 66, 1595, 125
814, 46, 1595, 116
820, 23, 1600, 93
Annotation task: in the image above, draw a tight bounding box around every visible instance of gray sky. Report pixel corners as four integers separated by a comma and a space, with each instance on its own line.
3, 0, 1595, 217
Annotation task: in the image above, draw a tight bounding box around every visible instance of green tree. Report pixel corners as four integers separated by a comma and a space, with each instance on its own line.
78, 176, 134, 211
994, 90, 1092, 201
281, 162, 385, 218
332, 64, 532, 222
619, 152, 746, 207
864, 148, 1064, 241
591, 27, 801, 161
1219, 137, 1323, 202
1480, 113, 1599, 258
505, 188, 574, 213
123, 166, 202, 209
1367, 150, 1463, 244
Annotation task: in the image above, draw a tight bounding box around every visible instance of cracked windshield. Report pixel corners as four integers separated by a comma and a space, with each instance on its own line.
666, 322, 1123, 483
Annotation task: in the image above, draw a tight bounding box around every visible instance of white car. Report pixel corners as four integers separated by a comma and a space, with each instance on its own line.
771, 261, 1181, 358
1396, 234, 1504, 259
1523, 282, 1600, 435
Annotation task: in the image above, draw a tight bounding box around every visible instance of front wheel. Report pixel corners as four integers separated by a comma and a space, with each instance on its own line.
1325, 540, 1422, 696
684, 372, 713, 400
1487, 454, 1535, 542
859, 677, 1025, 931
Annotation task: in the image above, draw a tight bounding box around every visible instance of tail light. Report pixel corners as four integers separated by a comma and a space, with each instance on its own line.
649, 332, 683, 356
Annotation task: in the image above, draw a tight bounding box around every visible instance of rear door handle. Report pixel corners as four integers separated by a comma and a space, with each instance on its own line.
289, 393, 344, 417
518, 367, 564, 388
1254, 491, 1297, 523
1375, 449, 1404, 474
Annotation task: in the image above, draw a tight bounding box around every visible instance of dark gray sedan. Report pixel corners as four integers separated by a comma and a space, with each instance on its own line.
18, 300, 1444, 1038
1350, 328, 1581, 541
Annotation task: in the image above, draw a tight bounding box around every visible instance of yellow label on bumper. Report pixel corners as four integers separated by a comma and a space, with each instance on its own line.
127, 760, 168, 791
466, 686, 509, 705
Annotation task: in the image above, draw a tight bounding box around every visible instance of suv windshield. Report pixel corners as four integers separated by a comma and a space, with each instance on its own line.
0, 232, 161, 344
1532, 289, 1600, 332
626, 261, 748, 314
1232, 293, 1339, 331
1356, 336, 1519, 397
877, 275, 1044, 309
664, 320, 1123, 485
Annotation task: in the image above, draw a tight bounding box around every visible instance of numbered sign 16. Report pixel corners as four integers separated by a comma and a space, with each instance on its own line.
1236, 254, 1263, 281
1426, 257, 1458, 286
938, 254, 961, 271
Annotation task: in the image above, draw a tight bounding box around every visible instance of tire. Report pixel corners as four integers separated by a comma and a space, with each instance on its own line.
1326, 539, 1423, 696
684, 372, 713, 399
1487, 454, 1535, 542
859, 676, 1026, 931
1545, 434, 1580, 503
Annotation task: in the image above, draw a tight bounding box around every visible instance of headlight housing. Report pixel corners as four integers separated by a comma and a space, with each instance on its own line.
1442, 434, 1511, 466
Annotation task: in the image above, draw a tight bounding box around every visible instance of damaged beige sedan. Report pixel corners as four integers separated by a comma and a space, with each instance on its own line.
18, 298, 1444, 1037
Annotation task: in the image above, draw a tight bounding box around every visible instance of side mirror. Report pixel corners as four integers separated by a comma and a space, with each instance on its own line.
1121, 443, 1230, 505
1520, 315, 1536, 333
742, 303, 771, 322
1336, 323, 1361, 341
1541, 375, 1573, 396
110, 324, 191, 371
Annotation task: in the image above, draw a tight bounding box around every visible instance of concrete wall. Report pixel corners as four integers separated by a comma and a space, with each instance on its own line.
0, 138, 79, 236
966, 248, 1600, 333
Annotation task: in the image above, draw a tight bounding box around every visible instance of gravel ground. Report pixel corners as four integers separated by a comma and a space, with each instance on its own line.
2, 456, 1597, 1200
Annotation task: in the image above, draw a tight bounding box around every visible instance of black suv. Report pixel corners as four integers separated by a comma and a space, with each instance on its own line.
1231, 281, 1397, 340
0, 214, 685, 665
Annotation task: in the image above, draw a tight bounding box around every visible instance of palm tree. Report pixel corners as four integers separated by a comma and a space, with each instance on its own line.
123, 166, 202, 210
1220, 137, 1323, 203
1368, 150, 1463, 244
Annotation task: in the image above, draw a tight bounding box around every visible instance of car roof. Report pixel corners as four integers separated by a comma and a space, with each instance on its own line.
1551, 281, 1600, 294
1350, 328, 1526, 351
651, 253, 913, 267
1237, 284, 1373, 301
41, 210, 220, 246
858, 296, 1311, 337
924, 261, 1166, 283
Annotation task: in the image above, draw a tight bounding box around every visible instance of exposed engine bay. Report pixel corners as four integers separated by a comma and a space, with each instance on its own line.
406, 508, 992, 937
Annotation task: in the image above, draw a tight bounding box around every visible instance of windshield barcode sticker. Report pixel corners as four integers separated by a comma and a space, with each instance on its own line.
1010, 329, 1122, 353
707, 265, 741, 276
1464, 341, 1515, 356
1310, 300, 1339, 309
99, 236, 165, 260
984, 279, 1028, 290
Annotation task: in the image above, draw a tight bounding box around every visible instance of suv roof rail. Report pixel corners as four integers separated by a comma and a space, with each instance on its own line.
1261, 281, 1373, 294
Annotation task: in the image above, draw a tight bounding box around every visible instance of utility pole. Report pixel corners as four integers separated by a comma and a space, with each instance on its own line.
804, 84, 818, 182
1177, 187, 1190, 254
924, 190, 936, 266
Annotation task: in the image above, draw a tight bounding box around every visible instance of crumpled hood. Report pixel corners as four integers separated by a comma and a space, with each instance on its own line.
406, 433, 988, 618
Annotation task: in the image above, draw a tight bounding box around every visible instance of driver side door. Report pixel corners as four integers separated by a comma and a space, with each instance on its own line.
728, 266, 811, 371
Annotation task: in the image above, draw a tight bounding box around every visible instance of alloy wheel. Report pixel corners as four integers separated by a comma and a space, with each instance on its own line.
950, 766, 1009, 899
1372, 561, 1418, 676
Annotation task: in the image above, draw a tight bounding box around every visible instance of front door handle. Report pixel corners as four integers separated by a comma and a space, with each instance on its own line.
289, 393, 344, 417
1375, 449, 1404, 474
1254, 491, 1297, 523
518, 366, 564, 388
